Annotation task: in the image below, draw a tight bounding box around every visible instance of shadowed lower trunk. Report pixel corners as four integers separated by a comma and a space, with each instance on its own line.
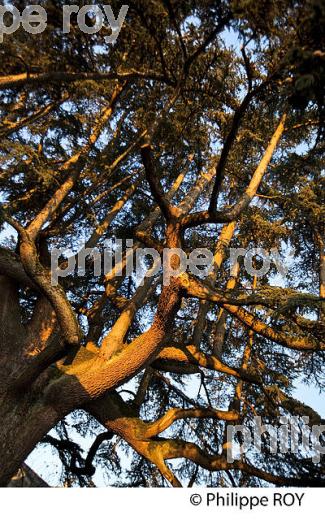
0, 391, 59, 486
8, 463, 49, 487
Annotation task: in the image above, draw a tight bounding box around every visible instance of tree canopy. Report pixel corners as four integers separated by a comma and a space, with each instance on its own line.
0, 0, 324, 487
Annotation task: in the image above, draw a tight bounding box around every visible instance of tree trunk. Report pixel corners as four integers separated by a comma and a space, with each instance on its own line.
0, 275, 60, 485
0, 391, 59, 486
